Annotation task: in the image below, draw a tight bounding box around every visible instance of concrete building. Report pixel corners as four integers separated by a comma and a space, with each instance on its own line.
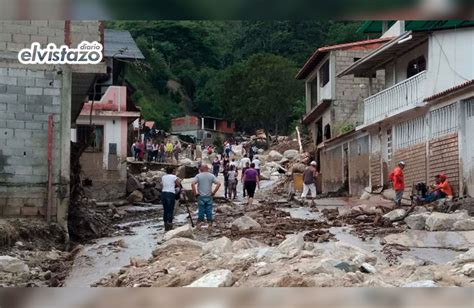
72, 30, 143, 201
0, 21, 106, 229
171, 115, 236, 145
296, 38, 390, 195
338, 21, 474, 197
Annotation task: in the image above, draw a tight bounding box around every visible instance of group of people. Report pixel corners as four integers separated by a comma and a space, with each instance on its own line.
389, 161, 454, 207
132, 139, 181, 163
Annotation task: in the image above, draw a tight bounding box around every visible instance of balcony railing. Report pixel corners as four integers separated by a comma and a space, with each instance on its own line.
364, 70, 427, 126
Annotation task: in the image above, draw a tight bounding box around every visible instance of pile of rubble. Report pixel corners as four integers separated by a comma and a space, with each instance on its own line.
94, 222, 474, 287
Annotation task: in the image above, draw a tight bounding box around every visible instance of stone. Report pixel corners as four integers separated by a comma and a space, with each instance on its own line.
0, 256, 29, 273
298, 258, 343, 275
452, 218, 474, 231
382, 189, 395, 200
333, 242, 378, 266
352, 204, 379, 215
268, 150, 284, 161
127, 190, 143, 203
360, 262, 376, 274
186, 269, 233, 287
202, 237, 233, 256
152, 238, 203, 257
360, 191, 371, 200
126, 176, 143, 194
279, 157, 290, 165
383, 208, 406, 222
259, 171, 271, 181
231, 216, 261, 231
425, 211, 469, 231
335, 262, 359, 273
402, 280, 437, 288
45, 251, 61, 261
404, 213, 430, 230
338, 207, 352, 217
255, 262, 272, 276
290, 163, 306, 173
179, 158, 193, 166
216, 205, 233, 214
277, 233, 304, 255
461, 263, 474, 277
232, 238, 266, 252
452, 248, 474, 265
163, 224, 194, 241
130, 257, 148, 267
283, 149, 299, 160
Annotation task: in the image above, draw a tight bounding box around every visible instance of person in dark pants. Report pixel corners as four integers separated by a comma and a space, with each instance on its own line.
212, 156, 220, 177
241, 162, 250, 198
192, 165, 221, 233
243, 163, 260, 207
161, 167, 181, 231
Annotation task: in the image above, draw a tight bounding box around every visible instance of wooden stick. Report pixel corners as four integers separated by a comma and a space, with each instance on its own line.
296, 126, 303, 153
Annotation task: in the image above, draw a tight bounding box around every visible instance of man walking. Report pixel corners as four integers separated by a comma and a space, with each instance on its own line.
252, 155, 261, 176
389, 161, 406, 207
161, 167, 181, 231
192, 165, 221, 232
301, 161, 318, 205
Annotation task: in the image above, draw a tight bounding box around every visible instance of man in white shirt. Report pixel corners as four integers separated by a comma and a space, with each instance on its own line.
240, 154, 251, 170
161, 167, 181, 231
252, 155, 261, 175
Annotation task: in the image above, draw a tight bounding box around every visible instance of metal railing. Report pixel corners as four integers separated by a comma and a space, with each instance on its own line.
364, 71, 427, 125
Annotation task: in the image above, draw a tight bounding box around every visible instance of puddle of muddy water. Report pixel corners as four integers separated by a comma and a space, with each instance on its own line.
64, 213, 189, 287
279, 207, 324, 221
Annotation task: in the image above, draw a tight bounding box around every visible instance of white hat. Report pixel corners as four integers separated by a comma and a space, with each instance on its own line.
310, 161, 317, 166
398, 161, 405, 166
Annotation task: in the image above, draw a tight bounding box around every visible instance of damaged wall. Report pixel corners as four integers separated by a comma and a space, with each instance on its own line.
320, 145, 343, 193
348, 135, 370, 195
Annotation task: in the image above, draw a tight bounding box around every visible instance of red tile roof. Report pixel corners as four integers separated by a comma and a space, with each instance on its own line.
424, 80, 474, 102
295, 37, 393, 80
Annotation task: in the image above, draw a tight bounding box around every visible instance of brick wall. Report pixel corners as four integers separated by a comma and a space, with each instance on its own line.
0, 20, 101, 219
392, 142, 427, 193
428, 133, 460, 194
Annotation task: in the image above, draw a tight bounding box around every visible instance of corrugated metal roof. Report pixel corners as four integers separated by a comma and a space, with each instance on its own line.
104, 29, 145, 59
358, 20, 474, 34
295, 37, 392, 80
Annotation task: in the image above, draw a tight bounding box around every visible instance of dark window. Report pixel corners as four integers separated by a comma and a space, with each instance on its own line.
203, 118, 214, 130
316, 120, 323, 145
77, 125, 104, 152
320, 60, 330, 87
227, 121, 232, 129
407, 56, 426, 78
310, 80, 318, 108
324, 124, 331, 140
205, 132, 212, 139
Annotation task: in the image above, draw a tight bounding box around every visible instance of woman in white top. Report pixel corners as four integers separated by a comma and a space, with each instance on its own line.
161, 167, 181, 231
252, 155, 261, 175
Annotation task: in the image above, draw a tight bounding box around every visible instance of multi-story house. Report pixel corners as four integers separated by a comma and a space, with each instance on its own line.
296, 38, 390, 195
338, 20, 474, 198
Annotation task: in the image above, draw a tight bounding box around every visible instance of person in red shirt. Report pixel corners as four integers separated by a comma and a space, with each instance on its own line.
389, 161, 405, 207
424, 173, 454, 202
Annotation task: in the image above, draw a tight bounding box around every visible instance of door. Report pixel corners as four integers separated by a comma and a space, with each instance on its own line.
464, 99, 474, 196
343, 143, 349, 191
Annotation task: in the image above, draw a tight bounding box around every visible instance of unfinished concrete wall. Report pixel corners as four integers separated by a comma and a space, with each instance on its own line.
349, 135, 370, 196
428, 133, 460, 195
0, 20, 101, 221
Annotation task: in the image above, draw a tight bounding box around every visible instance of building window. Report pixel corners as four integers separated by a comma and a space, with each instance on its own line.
394, 116, 425, 149
386, 128, 392, 162
407, 56, 426, 78
310, 80, 318, 108
320, 60, 330, 87
77, 125, 104, 152
206, 132, 212, 139
227, 121, 232, 128
466, 98, 474, 118
430, 103, 458, 139
324, 124, 331, 140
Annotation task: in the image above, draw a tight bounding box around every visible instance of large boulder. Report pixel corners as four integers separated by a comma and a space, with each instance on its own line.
283, 149, 299, 160
277, 233, 305, 255
152, 238, 203, 257
402, 280, 437, 288
0, 256, 29, 273
231, 216, 261, 231
186, 269, 233, 287
352, 204, 380, 215
452, 248, 474, 265
202, 237, 233, 256
452, 218, 474, 231
126, 176, 143, 194
127, 190, 143, 203
163, 224, 194, 241
382, 208, 406, 222
179, 158, 193, 166
425, 211, 469, 231
268, 150, 284, 161
290, 163, 306, 173
232, 238, 267, 252
404, 213, 430, 230
461, 263, 474, 277
382, 189, 395, 200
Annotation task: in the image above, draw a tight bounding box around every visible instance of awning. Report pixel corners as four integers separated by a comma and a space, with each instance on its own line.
302, 99, 331, 125
337, 31, 429, 78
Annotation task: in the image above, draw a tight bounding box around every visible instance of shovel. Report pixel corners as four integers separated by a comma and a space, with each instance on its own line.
182, 192, 195, 227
